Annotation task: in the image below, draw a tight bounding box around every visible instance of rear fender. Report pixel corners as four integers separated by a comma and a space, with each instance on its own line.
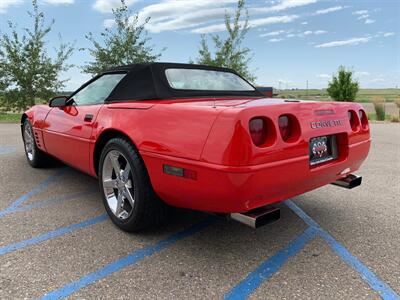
201, 101, 370, 166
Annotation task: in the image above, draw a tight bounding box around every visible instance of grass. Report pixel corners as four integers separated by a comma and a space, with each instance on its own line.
277, 88, 400, 103
0, 113, 21, 123
372, 97, 386, 121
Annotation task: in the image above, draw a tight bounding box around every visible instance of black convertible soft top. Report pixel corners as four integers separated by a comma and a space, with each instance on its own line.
101, 62, 263, 102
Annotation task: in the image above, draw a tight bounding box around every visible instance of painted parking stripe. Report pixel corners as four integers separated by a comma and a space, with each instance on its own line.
285, 200, 400, 300
0, 146, 16, 155
0, 189, 97, 218
0, 214, 107, 256
40, 217, 216, 300
224, 227, 317, 300
0, 168, 67, 213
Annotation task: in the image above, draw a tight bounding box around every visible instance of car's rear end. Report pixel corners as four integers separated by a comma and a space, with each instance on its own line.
145, 98, 370, 216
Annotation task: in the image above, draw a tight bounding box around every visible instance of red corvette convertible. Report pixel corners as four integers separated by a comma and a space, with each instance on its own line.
21, 63, 371, 231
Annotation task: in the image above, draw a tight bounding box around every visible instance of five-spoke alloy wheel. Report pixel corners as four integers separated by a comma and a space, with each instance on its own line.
99, 137, 168, 232
22, 119, 49, 168
23, 121, 35, 161
102, 150, 135, 220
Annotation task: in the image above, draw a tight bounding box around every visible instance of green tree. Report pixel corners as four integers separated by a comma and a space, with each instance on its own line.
0, 0, 73, 110
327, 66, 359, 101
192, 0, 256, 82
0, 60, 8, 91
82, 0, 163, 75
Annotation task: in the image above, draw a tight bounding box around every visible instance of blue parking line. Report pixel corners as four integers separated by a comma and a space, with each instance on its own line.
1, 168, 67, 213
224, 227, 317, 300
40, 217, 216, 300
0, 214, 107, 256
0, 190, 97, 218
285, 200, 400, 300
0, 146, 16, 155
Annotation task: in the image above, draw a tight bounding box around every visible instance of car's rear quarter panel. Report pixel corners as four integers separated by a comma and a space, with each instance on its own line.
95, 101, 223, 161
201, 99, 370, 166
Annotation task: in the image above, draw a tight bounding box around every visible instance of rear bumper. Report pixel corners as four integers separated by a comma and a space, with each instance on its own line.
141, 138, 370, 213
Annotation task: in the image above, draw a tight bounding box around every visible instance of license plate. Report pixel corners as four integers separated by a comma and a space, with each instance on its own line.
309, 135, 338, 166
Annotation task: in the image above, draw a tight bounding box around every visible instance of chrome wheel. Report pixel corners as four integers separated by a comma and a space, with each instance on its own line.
102, 150, 135, 220
23, 123, 35, 161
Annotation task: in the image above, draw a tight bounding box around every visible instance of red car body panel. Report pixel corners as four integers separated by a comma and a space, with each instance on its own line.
23, 96, 370, 213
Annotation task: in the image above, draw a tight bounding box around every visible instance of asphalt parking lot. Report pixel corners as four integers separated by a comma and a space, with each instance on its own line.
0, 123, 399, 299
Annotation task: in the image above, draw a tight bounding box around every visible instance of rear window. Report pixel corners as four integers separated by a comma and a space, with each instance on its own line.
165, 68, 255, 91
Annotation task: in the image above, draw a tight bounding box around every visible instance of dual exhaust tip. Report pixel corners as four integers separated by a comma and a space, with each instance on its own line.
331, 174, 362, 189
230, 173, 362, 229
230, 206, 280, 229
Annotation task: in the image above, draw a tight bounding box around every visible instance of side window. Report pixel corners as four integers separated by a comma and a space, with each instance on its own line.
71, 73, 126, 106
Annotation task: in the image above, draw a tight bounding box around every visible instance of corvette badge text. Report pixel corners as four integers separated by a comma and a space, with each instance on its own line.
310, 119, 343, 129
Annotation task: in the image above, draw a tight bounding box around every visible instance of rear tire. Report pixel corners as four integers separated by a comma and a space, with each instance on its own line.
99, 137, 168, 232
22, 120, 50, 168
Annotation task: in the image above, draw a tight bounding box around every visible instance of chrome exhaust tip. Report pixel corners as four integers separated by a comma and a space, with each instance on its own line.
332, 174, 362, 189
230, 206, 280, 229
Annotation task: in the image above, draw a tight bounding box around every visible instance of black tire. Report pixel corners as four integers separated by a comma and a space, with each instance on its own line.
22, 119, 50, 168
99, 137, 168, 232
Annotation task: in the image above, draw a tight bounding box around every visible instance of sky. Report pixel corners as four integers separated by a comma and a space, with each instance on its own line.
0, 0, 399, 90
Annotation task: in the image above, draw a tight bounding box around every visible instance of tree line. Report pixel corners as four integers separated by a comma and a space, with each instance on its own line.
0, 0, 358, 111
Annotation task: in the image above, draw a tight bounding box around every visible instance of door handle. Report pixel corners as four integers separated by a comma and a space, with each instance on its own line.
84, 114, 94, 122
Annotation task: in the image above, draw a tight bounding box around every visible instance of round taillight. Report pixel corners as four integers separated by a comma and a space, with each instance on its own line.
348, 110, 359, 131
278, 115, 291, 141
359, 109, 369, 130
278, 114, 300, 142
249, 118, 267, 146
348, 111, 353, 121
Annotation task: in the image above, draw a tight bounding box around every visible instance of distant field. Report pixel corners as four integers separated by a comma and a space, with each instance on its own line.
0, 113, 21, 123
277, 88, 400, 103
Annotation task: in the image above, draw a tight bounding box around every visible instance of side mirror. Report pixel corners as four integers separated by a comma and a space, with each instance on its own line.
49, 96, 68, 108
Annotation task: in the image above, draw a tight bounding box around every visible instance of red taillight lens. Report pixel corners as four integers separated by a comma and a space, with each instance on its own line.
359, 109, 369, 130
348, 110, 359, 131
278, 115, 291, 141
249, 118, 267, 146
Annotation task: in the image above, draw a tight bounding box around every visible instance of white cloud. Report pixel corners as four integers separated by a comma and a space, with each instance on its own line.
269, 38, 284, 42
0, 0, 22, 13
135, 0, 315, 34
353, 10, 368, 15
370, 78, 385, 83
93, 0, 137, 13
365, 19, 375, 24
301, 21, 308, 25
315, 37, 371, 48
260, 30, 286, 37
137, 0, 237, 33
42, 0, 74, 5
355, 71, 370, 76
250, 0, 317, 14
192, 15, 299, 34
103, 19, 115, 28
316, 74, 330, 78
296, 30, 327, 37
383, 32, 395, 37
274, 29, 327, 38
314, 6, 344, 15
358, 14, 369, 20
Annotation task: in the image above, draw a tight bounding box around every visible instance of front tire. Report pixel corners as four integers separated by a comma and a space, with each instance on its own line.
22, 120, 50, 168
99, 137, 168, 232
